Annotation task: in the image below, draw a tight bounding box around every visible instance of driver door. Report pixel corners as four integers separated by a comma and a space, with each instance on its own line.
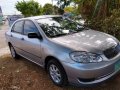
21, 20, 42, 65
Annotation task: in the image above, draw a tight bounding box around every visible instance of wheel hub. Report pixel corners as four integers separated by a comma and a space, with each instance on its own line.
49, 64, 61, 83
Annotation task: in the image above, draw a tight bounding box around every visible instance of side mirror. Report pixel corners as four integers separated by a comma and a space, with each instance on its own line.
28, 32, 42, 39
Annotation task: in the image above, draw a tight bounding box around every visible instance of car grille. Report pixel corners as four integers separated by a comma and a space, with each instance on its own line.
104, 44, 120, 59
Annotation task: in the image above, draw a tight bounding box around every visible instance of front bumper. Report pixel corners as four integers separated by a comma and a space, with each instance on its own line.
62, 53, 120, 86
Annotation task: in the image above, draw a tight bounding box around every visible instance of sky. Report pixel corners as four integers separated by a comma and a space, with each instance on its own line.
0, 0, 57, 15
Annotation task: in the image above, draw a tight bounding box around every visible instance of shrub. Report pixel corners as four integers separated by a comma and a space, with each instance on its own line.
87, 9, 120, 40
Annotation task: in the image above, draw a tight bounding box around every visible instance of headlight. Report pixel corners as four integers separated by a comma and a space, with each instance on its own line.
70, 51, 103, 63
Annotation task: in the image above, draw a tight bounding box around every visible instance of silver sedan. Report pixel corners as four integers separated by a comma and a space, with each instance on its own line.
5, 15, 120, 87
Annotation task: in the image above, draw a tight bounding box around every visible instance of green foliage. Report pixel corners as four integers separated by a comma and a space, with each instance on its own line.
64, 6, 74, 13
53, 6, 59, 14
78, 0, 96, 19
56, 0, 80, 14
64, 6, 78, 16
72, 0, 81, 4
87, 9, 120, 40
43, 3, 54, 15
92, 0, 120, 19
16, 0, 42, 17
74, 0, 120, 20
73, 0, 120, 40
57, 0, 72, 9
102, 9, 120, 40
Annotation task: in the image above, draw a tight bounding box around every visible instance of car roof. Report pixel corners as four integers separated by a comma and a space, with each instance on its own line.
26, 15, 62, 20
12, 15, 62, 26
16, 15, 62, 22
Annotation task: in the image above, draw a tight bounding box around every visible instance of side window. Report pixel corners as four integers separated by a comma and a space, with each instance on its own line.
24, 20, 39, 35
12, 20, 24, 34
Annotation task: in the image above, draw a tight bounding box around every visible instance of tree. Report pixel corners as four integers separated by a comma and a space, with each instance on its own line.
93, 0, 120, 18
16, 0, 42, 17
43, 3, 53, 15
74, 0, 120, 19
64, 6, 74, 13
53, 5, 62, 14
74, 0, 120, 40
81, 0, 96, 19
64, 6, 78, 15
72, 0, 80, 8
57, 0, 72, 9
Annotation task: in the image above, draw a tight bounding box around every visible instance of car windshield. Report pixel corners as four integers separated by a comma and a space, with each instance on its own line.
37, 17, 87, 38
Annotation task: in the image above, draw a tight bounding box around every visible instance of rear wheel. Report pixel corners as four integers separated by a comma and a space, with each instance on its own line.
47, 60, 68, 87
9, 45, 19, 59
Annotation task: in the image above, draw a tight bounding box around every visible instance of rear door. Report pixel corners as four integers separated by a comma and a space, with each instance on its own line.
10, 20, 24, 54
21, 20, 42, 65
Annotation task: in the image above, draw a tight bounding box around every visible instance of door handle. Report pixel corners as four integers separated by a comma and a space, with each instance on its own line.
21, 38, 24, 40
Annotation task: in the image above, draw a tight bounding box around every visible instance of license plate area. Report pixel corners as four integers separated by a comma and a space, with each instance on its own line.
115, 60, 120, 71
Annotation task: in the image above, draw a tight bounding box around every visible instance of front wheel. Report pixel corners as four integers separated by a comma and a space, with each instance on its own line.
47, 60, 68, 87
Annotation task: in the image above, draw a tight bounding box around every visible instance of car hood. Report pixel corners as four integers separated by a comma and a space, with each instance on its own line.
51, 30, 119, 54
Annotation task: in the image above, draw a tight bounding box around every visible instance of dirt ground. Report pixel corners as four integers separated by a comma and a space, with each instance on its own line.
0, 54, 120, 90
0, 22, 9, 49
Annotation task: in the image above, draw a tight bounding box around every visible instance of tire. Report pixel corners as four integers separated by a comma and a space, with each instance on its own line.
9, 45, 19, 59
47, 60, 68, 87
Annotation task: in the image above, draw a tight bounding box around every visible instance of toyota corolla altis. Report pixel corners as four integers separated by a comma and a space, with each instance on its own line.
5, 15, 120, 87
